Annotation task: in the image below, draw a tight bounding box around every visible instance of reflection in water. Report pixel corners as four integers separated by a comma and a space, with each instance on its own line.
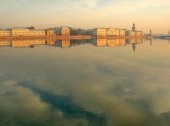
107, 39, 120, 47
1, 39, 170, 126
150, 39, 153, 45
132, 43, 136, 52
11, 40, 46, 48
0, 38, 143, 50
19, 81, 106, 126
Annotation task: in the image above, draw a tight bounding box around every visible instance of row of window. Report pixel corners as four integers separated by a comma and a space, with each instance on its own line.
13, 32, 45, 34
0, 32, 11, 33
0, 31, 45, 33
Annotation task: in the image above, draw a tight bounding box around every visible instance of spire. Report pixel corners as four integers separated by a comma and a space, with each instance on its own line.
132, 23, 136, 31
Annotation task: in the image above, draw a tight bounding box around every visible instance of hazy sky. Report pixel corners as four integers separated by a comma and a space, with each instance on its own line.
0, 0, 170, 33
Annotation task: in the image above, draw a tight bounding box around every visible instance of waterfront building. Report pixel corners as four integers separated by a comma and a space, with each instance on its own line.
46, 28, 57, 36
107, 39, 119, 47
130, 23, 143, 37
119, 29, 126, 36
93, 28, 107, 37
11, 27, 45, 37
135, 31, 143, 37
11, 39, 46, 47
107, 28, 119, 36
0, 40, 11, 46
56, 26, 70, 36
0, 30, 11, 36
62, 27, 70, 35
126, 30, 136, 37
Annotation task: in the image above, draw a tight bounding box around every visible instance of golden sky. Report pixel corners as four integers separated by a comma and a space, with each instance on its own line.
0, 0, 170, 34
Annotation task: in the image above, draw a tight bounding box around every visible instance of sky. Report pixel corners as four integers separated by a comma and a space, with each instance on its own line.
0, 0, 170, 33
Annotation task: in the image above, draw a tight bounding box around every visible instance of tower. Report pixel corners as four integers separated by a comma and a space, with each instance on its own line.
132, 23, 136, 31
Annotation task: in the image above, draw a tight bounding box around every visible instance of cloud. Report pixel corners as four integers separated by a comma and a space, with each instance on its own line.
1, 38, 170, 125
0, 80, 52, 123
0, 0, 169, 33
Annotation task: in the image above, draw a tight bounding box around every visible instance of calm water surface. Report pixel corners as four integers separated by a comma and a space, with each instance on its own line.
0, 39, 170, 126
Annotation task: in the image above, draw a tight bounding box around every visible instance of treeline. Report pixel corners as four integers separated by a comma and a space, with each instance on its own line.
70, 28, 93, 35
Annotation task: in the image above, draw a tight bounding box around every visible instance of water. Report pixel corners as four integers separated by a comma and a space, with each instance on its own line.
0, 39, 170, 126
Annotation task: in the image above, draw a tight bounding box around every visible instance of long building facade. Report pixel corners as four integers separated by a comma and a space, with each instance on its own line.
0, 30, 11, 36
119, 29, 126, 36
93, 28, 142, 37
126, 30, 143, 37
0, 27, 45, 37
135, 31, 143, 36
11, 28, 45, 36
93, 28, 107, 37
107, 28, 119, 36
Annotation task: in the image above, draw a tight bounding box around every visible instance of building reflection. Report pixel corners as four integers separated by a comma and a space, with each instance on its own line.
107, 39, 120, 47
132, 43, 136, 52
11, 39, 46, 48
46, 39, 56, 46
46, 39, 71, 48
61, 39, 70, 48
119, 39, 126, 46
128, 39, 143, 52
150, 39, 152, 45
93, 39, 107, 47
93, 39, 127, 47
0, 40, 11, 47
0, 38, 143, 51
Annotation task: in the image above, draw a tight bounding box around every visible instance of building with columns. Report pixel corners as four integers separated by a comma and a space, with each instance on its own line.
107, 28, 119, 36
119, 29, 126, 36
93, 28, 107, 37
0, 30, 11, 36
11, 28, 45, 37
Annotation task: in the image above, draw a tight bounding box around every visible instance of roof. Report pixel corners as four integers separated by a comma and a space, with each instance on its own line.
107, 28, 119, 30
12, 27, 30, 30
